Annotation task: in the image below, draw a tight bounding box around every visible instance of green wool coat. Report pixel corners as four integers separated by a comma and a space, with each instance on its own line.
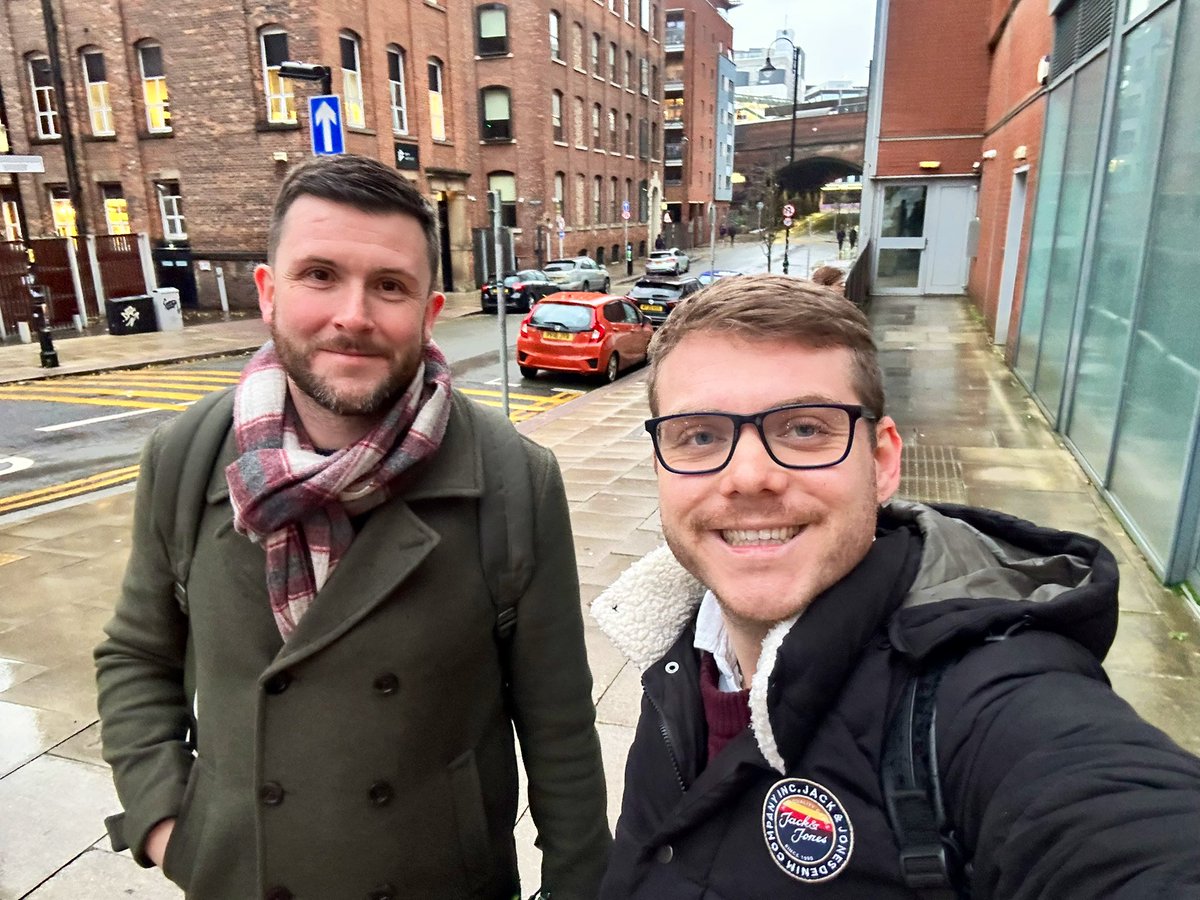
95, 392, 611, 899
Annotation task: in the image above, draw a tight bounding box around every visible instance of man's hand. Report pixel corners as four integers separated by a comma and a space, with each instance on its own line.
144, 818, 176, 867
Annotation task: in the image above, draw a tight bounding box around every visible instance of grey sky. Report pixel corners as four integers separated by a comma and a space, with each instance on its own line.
724, 0, 876, 86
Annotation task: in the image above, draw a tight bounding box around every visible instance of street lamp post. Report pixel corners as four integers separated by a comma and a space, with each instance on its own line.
761, 38, 801, 275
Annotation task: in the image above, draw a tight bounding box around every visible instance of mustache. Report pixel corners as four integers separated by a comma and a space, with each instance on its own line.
315, 335, 390, 355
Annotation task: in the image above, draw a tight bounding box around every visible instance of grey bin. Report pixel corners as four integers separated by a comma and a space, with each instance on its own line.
152, 287, 184, 332
106, 295, 158, 335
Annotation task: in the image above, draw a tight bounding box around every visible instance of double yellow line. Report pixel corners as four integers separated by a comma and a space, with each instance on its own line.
0, 464, 140, 515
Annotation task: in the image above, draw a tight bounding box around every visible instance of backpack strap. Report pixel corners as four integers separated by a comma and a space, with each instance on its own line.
152, 386, 236, 615
882, 657, 969, 900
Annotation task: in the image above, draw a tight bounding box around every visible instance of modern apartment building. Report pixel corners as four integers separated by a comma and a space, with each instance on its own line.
0, 0, 664, 305
662, 0, 734, 249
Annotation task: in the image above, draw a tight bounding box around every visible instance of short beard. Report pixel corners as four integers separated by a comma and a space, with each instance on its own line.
270, 324, 424, 418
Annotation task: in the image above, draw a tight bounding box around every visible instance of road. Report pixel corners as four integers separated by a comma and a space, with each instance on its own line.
0, 312, 589, 516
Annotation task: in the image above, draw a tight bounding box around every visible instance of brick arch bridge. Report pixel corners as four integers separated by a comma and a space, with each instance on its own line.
735, 110, 866, 194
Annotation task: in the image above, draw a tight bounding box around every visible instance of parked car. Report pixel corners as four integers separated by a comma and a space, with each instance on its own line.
516, 293, 653, 383
543, 257, 611, 292
646, 248, 690, 275
627, 276, 702, 326
480, 270, 559, 313
696, 269, 743, 286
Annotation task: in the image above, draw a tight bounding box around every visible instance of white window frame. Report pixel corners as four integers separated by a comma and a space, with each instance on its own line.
428, 59, 446, 141
138, 43, 171, 133
551, 90, 563, 141
549, 11, 562, 59
260, 29, 296, 124
156, 182, 186, 240
341, 33, 365, 129
28, 56, 60, 139
388, 46, 408, 134
81, 51, 115, 136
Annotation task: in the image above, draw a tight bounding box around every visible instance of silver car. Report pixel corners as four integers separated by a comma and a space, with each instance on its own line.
543, 257, 611, 292
646, 248, 690, 275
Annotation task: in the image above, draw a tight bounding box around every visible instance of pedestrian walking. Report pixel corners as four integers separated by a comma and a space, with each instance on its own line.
593, 274, 1200, 899
95, 154, 611, 900
728, 224, 738, 246
848, 225, 858, 251
655, 233, 667, 251
836, 226, 847, 254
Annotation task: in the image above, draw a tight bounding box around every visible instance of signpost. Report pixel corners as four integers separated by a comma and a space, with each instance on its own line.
489, 191, 510, 418
308, 95, 345, 156
0, 156, 45, 174
781, 203, 795, 274
555, 215, 566, 258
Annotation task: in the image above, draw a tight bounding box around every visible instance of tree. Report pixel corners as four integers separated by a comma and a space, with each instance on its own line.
757, 176, 786, 274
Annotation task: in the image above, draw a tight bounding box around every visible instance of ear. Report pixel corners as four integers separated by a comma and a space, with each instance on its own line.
423, 292, 445, 343
872, 416, 904, 504
254, 264, 275, 325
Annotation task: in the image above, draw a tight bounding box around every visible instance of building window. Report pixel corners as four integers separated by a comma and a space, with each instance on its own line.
554, 171, 565, 222
625, 178, 633, 218
551, 90, 564, 141
572, 23, 584, 69
156, 181, 186, 239
138, 43, 171, 133
625, 51, 633, 89
608, 108, 618, 152
625, 113, 633, 155
651, 122, 659, 157
651, 2, 659, 39
260, 29, 296, 124
488, 172, 517, 227
590, 33, 601, 76
573, 96, 585, 146
388, 46, 408, 134
341, 34, 365, 128
638, 178, 648, 220
575, 174, 585, 225
48, 186, 76, 237
428, 58, 446, 141
102, 184, 130, 235
477, 4, 509, 56
81, 51, 114, 136
640, 0, 650, 32
28, 56, 59, 139
591, 103, 601, 146
639, 57, 649, 95
480, 86, 512, 141
610, 176, 619, 221
593, 176, 602, 223
624, 0, 631, 20
638, 117, 648, 159
608, 42, 617, 81
1, 193, 21, 241
549, 11, 562, 59
651, 64, 659, 97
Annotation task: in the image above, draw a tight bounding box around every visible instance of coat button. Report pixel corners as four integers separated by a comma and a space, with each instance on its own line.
367, 884, 397, 900
264, 672, 292, 695
265, 887, 293, 900
372, 673, 399, 695
259, 782, 285, 806
368, 780, 394, 807
655, 844, 674, 864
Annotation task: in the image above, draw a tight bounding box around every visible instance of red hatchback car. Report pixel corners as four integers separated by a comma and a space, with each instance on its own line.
517, 293, 654, 383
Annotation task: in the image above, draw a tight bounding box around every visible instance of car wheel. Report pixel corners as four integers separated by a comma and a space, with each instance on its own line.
519, 365, 538, 379
603, 353, 620, 383
602, 277, 611, 292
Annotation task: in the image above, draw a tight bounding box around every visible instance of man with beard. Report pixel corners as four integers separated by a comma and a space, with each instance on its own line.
96, 155, 610, 899
593, 275, 1200, 899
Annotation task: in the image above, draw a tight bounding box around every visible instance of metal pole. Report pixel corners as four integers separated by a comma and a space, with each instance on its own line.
215, 266, 229, 315
40, 0, 89, 237
709, 202, 716, 276
783, 44, 800, 276
489, 192, 510, 419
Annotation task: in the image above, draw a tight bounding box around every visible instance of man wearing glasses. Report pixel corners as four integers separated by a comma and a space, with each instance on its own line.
593, 275, 1200, 898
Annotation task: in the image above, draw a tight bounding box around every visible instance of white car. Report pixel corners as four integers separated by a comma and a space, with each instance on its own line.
646, 249, 690, 275
543, 257, 610, 292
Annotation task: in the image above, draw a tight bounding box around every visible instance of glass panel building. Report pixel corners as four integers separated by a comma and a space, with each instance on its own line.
1015, 0, 1200, 594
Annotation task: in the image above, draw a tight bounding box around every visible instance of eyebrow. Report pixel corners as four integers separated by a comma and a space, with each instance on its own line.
663, 395, 849, 417
288, 255, 420, 282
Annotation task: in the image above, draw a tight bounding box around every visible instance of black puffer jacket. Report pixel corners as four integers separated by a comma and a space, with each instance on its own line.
592, 501, 1200, 899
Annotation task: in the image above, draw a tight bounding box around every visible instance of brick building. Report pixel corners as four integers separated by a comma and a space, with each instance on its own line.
0, 0, 664, 307
661, 0, 734, 249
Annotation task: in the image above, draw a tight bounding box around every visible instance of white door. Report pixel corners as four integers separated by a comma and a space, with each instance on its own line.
874, 184, 928, 294
994, 169, 1028, 345
873, 181, 977, 295
922, 183, 977, 295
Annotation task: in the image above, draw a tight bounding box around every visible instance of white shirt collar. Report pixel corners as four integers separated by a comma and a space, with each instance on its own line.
693, 590, 745, 692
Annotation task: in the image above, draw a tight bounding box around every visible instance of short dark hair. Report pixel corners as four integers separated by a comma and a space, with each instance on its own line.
267, 155, 440, 291
646, 274, 885, 420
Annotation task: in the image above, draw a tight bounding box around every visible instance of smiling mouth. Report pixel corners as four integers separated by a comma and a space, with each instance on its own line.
720, 526, 803, 546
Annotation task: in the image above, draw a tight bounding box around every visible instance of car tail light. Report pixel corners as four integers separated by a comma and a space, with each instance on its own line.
512, 282, 525, 291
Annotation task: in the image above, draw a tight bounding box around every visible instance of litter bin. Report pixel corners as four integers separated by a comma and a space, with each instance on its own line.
151, 287, 184, 332
106, 295, 158, 335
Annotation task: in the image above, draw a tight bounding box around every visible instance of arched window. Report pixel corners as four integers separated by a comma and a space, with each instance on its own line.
428, 58, 446, 141
549, 11, 562, 60
81, 49, 115, 135
137, 42, 171, 133
551, 90, 563, 142
480, 86, 512, 141
340, 32, 365, 128
259, 28, 296, 124
488, 171, 517, 227
387, 45, 408, 134
476, 4, 509, 56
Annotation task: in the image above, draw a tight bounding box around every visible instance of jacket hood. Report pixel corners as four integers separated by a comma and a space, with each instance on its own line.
591, 499, 1120, 772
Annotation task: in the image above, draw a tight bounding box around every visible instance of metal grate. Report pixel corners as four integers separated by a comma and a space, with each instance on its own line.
898, 445, 967, 505
1051, 0, 1115, 80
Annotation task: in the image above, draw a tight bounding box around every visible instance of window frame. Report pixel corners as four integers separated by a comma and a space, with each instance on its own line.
480, 85, 513, 142
487, 171, 517, 227
590, 33, 601, 76
551, 89, 564, 142
428, 57, 447, 141
81, 50, 115, 136
387, 45, 409, 134
28, 55, 60, 139
591, 102, 601, 147
260, 28, 297, 125
156, 181, 186, 240
477, 3, 510, 57
138, 42, 171, 133
340, 32, 366, 129
549, 10, 562, 60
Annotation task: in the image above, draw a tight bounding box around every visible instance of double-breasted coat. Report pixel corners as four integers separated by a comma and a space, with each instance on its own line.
96, 392, 611, 899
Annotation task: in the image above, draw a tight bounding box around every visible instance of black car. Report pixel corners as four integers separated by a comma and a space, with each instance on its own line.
627, 276, 702, 326
481, 270, 560, 312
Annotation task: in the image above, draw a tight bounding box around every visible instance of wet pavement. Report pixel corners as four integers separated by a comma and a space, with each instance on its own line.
0, 291, 1197, 897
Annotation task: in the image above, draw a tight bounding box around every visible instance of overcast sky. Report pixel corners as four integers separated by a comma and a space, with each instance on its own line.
724, 0, 877, 86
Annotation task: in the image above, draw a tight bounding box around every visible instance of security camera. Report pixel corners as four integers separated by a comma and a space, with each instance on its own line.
278, 61, 330, 82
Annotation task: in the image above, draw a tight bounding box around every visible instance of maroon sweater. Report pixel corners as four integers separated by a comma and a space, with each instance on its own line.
699, 651, 751, 764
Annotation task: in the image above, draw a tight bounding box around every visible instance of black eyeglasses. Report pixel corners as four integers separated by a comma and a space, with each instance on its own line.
644, 403, 878, 475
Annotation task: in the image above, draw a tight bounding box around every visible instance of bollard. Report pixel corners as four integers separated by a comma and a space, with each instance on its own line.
31, 303, 60, 369
625, 242, 634, 277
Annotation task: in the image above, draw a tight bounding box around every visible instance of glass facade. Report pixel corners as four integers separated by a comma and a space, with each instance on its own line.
1017, 0, 1200, 588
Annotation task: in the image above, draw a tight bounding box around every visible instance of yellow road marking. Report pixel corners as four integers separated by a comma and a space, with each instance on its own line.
0, 464, 140, 514
0, 392, 189, 411
458, 386, 582, 403
0, 384, 210, 402
80, 373, 240, 386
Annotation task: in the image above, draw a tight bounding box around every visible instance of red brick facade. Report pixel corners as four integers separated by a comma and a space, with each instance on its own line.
0, 0, 664, 306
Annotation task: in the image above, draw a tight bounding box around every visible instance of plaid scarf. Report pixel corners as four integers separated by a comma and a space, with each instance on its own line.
226, 339, 453, 640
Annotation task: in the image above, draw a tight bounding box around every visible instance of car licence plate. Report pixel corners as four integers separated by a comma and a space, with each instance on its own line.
640, 304, 664, 313
541, 331, 573, 341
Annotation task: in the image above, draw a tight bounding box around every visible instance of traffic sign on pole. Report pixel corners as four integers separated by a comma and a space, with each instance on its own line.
555, 215, 566, 231
308, 95, 345, 156
783, 216, 794, 227
782, 203, 796, 218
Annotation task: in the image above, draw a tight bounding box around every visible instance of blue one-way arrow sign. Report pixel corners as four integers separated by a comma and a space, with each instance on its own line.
308, 95, 345, 156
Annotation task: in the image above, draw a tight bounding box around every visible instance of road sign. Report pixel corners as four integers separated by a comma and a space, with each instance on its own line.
555, 215, 566, 230
0, 155, 45, 174
782, 203, 796, 218
558, 230, 566, 240
663, 212, 672, 224
783, 216, 794, 227
622, 200, 631, 215
308, 95, 345, 156
621, 210, 631, 221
